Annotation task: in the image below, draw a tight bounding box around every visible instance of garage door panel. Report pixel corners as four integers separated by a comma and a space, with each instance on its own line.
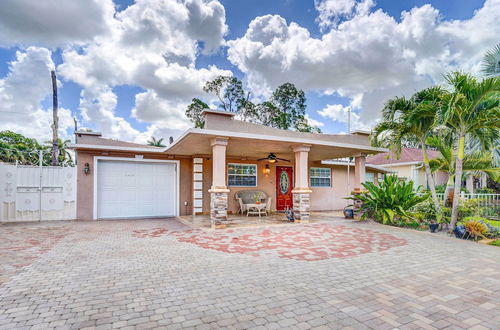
97, 160, 177, 219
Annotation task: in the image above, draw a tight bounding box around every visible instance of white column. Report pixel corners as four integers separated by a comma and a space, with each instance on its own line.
291, 145, 311, 222
354, 154, 366, 190
209, 137, 229, 228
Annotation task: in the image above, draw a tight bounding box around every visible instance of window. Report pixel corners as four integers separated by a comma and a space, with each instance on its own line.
365, 172, 375, 183
228, 163, 257, 187
310, 167, 331, 187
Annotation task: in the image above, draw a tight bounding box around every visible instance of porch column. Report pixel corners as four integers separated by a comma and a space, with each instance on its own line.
466, 174, 474, 193
209, 137, 229, 229
291, 145, 311, 223
354, 154, 366, 190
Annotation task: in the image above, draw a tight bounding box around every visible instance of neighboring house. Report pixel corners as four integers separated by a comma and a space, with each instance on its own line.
366, 148, 448, 188
71, 110, 389, 226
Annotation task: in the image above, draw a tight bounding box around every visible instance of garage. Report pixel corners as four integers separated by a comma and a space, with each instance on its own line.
96, 159, 178, 219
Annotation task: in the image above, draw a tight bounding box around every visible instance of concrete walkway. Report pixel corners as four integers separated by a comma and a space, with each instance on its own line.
0, 217, 498, 329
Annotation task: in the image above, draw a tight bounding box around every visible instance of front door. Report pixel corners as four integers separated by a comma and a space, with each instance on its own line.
276, 166, 293, 211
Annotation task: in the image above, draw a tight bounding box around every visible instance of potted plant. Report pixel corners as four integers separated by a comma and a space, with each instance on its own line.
428, 220, 439, 233
343, 205, 354, 219
254, 192, 262, 204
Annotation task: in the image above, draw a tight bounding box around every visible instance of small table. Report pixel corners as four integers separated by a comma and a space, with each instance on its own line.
246, 203, 267, 217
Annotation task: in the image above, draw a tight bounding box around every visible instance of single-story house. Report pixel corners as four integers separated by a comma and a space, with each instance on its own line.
366, 148, 449, 188
71, 110, 390, 227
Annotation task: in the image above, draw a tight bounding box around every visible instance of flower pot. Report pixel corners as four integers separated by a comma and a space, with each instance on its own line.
429, 223, 438, 233
344, 208, 354, 219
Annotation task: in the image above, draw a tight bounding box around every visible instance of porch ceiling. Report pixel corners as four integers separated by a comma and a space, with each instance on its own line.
166, 130, 385, 161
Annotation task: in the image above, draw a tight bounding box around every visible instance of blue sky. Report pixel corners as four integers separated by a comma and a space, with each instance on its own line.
0, 0, 495, 142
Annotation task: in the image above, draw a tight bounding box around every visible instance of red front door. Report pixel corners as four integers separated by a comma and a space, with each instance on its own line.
276, 166, 293, 211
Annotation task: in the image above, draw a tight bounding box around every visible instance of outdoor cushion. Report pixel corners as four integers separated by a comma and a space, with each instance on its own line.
235, 190, 268, 204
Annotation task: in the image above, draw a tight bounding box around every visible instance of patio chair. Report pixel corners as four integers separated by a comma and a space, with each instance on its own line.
237, 197, 247, 214
265, 197, 272, 215
235, 190, 269, 214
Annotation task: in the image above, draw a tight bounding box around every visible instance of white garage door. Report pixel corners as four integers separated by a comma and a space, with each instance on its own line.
97, 160, 177, 219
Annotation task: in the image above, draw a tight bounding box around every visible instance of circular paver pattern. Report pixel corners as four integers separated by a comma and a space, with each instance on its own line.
134, 223, 408, 261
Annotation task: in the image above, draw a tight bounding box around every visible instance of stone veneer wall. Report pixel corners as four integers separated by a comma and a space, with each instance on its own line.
293, 193, 310, 222
210, 191, 228, 228
192, 158, 203, 214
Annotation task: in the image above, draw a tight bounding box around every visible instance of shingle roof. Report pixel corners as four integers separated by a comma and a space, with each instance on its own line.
366, 147, 440, 165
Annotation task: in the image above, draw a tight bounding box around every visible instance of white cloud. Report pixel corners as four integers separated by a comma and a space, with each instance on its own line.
56, 0, 230, 142
304, 114, 324, 128
0, 0, 115, 48
315, 0, 374, 30
0, 47, 74, 141
228, 0, 500, 130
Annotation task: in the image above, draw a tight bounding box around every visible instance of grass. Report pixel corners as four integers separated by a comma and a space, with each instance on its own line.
484, 219, 500, 228
488, 239, 500, 247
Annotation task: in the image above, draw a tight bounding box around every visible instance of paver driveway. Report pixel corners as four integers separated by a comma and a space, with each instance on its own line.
0, 218, 499, 330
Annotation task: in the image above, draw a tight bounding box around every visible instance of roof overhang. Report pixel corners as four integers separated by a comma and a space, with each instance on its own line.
70, 128, 388, 161
166, 128, 387, 161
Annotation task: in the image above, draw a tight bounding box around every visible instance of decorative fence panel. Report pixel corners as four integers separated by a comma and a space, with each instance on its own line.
0, 163, 76, 222
434, 193, 500, 208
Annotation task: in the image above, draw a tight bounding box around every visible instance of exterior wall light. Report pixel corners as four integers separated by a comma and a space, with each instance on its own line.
84, 163, 90, 175
263, 164, 271, 175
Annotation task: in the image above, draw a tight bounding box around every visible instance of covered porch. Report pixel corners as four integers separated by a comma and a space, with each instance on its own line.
167, 111, 385, 229
179, 211, 344, 230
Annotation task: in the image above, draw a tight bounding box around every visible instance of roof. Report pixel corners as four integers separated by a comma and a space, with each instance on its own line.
70, 112, 388, 160
366, 148, 440, 166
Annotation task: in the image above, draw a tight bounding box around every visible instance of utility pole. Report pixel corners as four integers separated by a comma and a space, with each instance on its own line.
51, 70, 59, 166
347, 106, 351, 134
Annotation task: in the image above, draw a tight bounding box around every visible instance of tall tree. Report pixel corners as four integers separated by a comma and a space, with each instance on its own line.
185, 77, 321, 133
372, 87, 446, 223
185, 98, 209, 128
269, 83, 306, 130
437, 72, 500, 231
202, 76, 249, 113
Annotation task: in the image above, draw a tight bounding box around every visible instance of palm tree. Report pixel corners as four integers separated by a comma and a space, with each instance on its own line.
437, 72, 500, 231
372, 87, 446, 223
147, 137, 166, 147
427, 135, 500, 196
482, 44, 500, 77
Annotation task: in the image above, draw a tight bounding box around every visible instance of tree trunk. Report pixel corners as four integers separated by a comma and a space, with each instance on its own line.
444, 174, 455, 207
422, 144, 441, 223
449, 135, 465, 232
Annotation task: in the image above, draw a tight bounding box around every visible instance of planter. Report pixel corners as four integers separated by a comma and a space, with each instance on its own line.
343, 208, 354, 219
429, 223, 439, 233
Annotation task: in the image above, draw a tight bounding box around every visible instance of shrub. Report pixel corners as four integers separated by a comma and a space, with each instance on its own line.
434, 184, 468, 194
462, 219, 489, 240
458, 198, 487, 219
354, 175, 430, 224
462, 217, 500, 238
476, 187, 496, 194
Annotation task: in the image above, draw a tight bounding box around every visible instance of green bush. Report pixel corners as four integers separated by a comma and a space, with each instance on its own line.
354, 175, 430, 224
476, 187, 496, 194
434, 184, 468, 194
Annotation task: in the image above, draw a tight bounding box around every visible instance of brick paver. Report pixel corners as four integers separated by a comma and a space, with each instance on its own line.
0, 217, 499, 329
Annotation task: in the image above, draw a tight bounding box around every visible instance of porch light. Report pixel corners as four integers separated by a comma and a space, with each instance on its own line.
84, 163, 90, 175
264, 164, 271, 175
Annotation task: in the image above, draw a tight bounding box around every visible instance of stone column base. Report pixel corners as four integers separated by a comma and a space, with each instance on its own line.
209, 188, 229, 229
292, 190, 311, 223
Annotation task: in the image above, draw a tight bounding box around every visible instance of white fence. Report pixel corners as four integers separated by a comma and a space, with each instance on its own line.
434, 193, 500, 207
0, 163, 76, 222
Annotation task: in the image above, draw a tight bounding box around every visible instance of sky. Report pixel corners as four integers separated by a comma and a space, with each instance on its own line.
0, 0, 497, 144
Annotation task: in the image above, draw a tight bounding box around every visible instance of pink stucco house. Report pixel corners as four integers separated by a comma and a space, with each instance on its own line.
71, 110, 390, 227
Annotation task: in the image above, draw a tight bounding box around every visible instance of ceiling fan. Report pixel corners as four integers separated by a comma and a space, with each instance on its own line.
257, 152, 290, 163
